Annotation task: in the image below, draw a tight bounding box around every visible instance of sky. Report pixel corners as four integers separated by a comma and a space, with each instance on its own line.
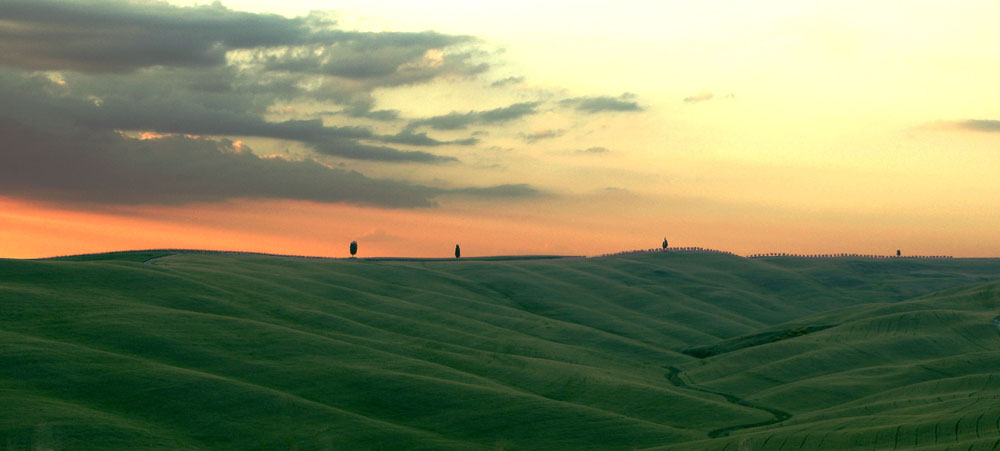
1, 0, 998, 258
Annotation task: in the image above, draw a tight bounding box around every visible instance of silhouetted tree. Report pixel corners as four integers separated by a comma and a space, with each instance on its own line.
662, 237, 669, 249
455, 244, 461, 259
350, 241, 358, 257
896, 249, 901, 257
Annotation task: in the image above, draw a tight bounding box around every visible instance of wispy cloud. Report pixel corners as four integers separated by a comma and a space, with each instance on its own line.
521, 129, 566, 142
683, 90, 714, 103
446, 184, 540, 198
378, 131, 477, 147
575, 146, 610, 154
490, 76, 525, 87
954, 119, 1000, 132
559, 93, 642, 113
311, 140, 456, 163
920, 119, 1000, 134
408, 102, 542, 130
344, 109, 401, 121
683, 91, 734, 103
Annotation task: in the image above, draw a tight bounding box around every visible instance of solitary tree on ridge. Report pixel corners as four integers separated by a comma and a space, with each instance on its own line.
455, 244, 461, 259
896, 249, 901, 257
350, 241, 358, 257
662, 237, 669, 249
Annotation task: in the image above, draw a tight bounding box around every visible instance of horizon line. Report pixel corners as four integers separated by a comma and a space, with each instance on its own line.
14, 247, 987, 262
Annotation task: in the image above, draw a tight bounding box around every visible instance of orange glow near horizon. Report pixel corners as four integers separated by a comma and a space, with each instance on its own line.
2, 196, 996, 260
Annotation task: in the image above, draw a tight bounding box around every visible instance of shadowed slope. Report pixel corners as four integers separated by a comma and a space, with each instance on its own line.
660, 280, 1000, 450
1, 251, 999, 449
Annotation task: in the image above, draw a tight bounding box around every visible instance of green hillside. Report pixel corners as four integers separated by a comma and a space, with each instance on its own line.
1, 251, 999, 449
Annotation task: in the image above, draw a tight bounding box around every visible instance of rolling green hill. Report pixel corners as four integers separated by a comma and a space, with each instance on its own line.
1, 250, 999, 449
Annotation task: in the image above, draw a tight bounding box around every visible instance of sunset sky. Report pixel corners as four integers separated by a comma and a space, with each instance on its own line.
2, 0, 998, 258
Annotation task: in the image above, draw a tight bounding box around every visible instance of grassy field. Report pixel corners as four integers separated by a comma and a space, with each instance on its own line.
1, 250, 998, 449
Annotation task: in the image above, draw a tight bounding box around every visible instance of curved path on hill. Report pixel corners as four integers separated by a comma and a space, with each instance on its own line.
142, 254, 178, 265
666, 366, 791, 438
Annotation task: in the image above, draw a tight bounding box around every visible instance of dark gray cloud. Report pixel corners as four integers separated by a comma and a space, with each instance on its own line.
0, 72, 433, 206
0, 113, 532, 207
312, 107, 402, 122
956, 120, 1000, 132
0, 0, 320, 72
4, 70, 449, 163
0, 71, 534, 206
0, 2, 550, 207
0, 0, 492, 152
448, 184, 539, 198
560, 93, 643, 113
408, 102, 541, 130
0, 0, 489, 120
311, 140, 456, 163
251, 32, 487, 118
260, 31, 482, 81
347, 108, 401, 121
576, 146, 610, 154
0, 122, 439, 207
0, 0, 483, 80
378, 131, 477, 147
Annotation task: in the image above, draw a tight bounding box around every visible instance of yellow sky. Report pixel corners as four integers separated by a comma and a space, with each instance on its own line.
1, 1, 998, 258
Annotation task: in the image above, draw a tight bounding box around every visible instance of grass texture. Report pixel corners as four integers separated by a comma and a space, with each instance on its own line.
1, 251, 998, 449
